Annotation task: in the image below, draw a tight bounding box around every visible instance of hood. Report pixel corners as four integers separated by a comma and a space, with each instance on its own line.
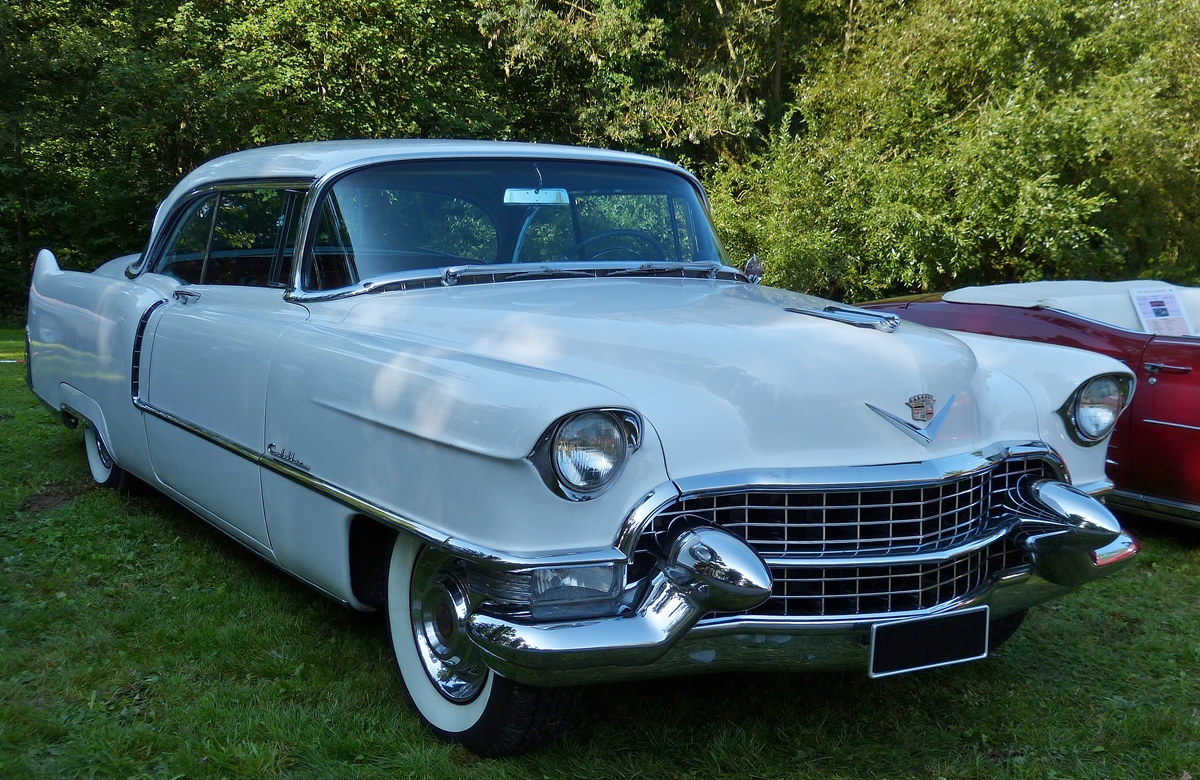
338, 279, 1043, 479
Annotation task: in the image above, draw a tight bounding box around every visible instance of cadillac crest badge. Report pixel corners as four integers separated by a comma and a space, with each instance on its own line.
906, 393, 936, 422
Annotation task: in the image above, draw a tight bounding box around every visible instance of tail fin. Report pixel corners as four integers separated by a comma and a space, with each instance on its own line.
33, 249, 61, 281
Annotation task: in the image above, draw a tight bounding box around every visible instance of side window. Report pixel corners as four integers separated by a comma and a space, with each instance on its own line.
159, 196, 217, 283
155, 188, 302, 287
206, 190, 288, 287
306, 196, 356, 291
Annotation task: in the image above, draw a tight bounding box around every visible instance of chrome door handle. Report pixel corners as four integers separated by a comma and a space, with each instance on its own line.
173, 290, 201, 305
1145, 362, 1191, 375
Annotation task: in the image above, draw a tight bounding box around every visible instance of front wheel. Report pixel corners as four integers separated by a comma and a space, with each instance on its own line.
386, 535, 578, 756
84, 424, 125, 489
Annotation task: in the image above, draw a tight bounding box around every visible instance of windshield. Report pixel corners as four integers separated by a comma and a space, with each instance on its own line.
302, 159, 727, 290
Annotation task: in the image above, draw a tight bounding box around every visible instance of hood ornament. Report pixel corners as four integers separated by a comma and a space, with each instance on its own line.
867, 394, 956, 446
906, 393, 935, 421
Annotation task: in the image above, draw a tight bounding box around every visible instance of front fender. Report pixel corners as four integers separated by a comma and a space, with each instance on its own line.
950, 331, 1135, 489
264, 322, 673, 556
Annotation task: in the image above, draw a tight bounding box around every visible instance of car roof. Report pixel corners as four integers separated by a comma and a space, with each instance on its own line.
151, 139, 695, 244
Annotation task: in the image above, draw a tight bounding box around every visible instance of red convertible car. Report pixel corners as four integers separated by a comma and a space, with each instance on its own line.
867, 280, 1200, 527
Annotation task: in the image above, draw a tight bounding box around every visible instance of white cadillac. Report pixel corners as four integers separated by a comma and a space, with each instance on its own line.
28, 140, 1139, 755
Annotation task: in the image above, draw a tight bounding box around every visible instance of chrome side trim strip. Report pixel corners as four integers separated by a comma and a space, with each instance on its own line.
1143, 418, 1200, 432
1106, 489, 1200, 527
133, 398, 626, 568
136, 398, 262, 463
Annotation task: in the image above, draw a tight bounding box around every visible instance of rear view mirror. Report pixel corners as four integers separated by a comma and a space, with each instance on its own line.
504, 188, 570, 205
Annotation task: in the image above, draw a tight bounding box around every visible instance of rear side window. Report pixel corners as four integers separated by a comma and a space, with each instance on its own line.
159, 196, 217, 284
155, 187, 303, 286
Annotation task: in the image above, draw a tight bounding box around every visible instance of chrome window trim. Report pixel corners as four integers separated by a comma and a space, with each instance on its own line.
284, 156, 715, 302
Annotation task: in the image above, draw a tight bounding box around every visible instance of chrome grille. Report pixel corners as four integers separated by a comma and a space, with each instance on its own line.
633, 454, 1055, 617
761, 540, 1010, 617
656, 474, 989, 558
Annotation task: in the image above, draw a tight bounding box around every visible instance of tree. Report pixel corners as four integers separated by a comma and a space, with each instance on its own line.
709, 0, 1200, 301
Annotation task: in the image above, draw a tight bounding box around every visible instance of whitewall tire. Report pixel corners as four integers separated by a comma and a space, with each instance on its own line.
84, 424, 125, 489
385, 533, 578, 756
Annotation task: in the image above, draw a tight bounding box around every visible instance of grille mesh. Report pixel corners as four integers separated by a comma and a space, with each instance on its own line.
635, 454, 1056, 618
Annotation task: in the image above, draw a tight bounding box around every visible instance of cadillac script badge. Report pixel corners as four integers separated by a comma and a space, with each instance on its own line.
906, 394, 936, 422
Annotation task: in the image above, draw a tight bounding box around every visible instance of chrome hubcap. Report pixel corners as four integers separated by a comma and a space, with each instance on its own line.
94, 430, 114, 470
410, 549, 487, 702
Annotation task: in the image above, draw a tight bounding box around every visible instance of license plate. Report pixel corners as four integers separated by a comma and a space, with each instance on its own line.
868, 606, 990, 679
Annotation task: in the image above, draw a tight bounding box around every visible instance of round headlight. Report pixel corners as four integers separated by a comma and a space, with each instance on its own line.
1074, 376, 1123, 440
552, 412, 627, 492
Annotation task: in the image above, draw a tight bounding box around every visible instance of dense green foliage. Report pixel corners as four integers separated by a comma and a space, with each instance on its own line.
2, 0, 1199, 317
3, 328, 1200, 776
711, 0, 1200, 299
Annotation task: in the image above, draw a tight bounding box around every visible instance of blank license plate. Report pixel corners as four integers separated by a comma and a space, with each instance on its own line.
869, 606, 990, 679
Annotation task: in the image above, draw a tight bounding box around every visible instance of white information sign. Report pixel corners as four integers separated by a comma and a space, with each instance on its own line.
1129, 287, 1194, 336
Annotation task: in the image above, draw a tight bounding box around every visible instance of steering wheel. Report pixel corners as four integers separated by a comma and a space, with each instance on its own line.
560, 229, 667, 261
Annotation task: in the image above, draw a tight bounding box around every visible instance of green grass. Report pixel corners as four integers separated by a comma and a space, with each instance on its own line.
3, 325, 1200, 778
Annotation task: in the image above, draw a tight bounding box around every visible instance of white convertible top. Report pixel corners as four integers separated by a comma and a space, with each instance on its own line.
151, 139, 688, 243
944, 280, 1200, 333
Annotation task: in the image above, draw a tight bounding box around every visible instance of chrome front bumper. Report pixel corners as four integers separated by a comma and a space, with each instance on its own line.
467, 482, 1138, 687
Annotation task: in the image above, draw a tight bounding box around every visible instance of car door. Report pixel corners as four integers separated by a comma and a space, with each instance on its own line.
1131, 336, 1200, 507
141, 186, 307, 550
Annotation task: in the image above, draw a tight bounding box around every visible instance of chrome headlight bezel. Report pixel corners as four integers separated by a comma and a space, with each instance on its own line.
1058, 373, 1135, 446
529, 408, 643, 501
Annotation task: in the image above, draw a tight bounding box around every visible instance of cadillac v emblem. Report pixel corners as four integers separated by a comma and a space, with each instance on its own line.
906, 394, 936, 422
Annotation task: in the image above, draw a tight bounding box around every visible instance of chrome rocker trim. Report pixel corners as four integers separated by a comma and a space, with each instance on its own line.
1106, 489, 1200, 528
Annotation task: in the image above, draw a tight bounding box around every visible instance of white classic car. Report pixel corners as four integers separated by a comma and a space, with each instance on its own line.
28, 140, 1139, 755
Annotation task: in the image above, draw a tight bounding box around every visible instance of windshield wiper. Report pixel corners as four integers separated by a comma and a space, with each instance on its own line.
604, 261, 723, 278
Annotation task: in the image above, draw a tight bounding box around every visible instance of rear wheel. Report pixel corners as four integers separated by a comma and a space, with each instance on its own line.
385, 535, 578, 756
83, 424, 125, 490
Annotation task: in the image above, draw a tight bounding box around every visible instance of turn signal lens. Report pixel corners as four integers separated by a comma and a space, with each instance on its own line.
552, 412, 627, 492
1075, 376, 1123, 440
530, 564, 622, 619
